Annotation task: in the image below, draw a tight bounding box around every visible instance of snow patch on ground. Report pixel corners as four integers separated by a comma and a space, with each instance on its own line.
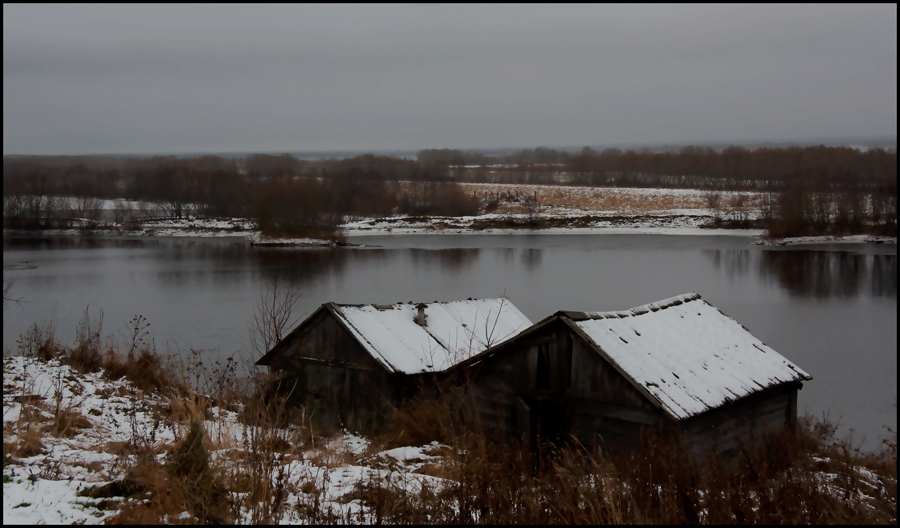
2, 356, 454, 525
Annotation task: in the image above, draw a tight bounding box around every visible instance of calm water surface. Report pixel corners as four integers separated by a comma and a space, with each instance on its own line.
3, 234, 896, 450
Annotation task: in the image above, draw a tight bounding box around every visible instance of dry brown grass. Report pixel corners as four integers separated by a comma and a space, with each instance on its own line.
51, 309, 188, 397
335, 395, 897, 524
4, 426, 47, 459
457, 182, 765, 216
9, 312, 893, 524
45, 407, 92, 438
378, 396, 455, 449
99, 419, 232, 525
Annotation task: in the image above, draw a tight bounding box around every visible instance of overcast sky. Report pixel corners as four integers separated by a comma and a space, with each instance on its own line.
3, 4, 897, 155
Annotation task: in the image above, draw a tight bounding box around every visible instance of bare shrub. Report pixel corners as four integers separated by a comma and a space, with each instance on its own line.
3, 277, 24, 313
254, 178, 342, 239
16, 322, 60, 361
398, 181, 480, 216
705, 189, 723, 222
112, 200, 137, 226
105, 349, 183, 395
62, 307, 106, 373
728, 192, 750, 223
337, 409, 896, 524
248, 276, 302, 359
521, 195, 541, 223
103, 426, 231, 525
72, 195, 104, 227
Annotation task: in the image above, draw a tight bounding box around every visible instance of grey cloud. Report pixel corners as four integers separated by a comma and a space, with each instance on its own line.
3, 4, 896, 154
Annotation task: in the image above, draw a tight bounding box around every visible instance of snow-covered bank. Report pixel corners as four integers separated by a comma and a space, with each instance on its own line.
346, 226, 764, 237
246, 233, 342, 247
6, 219, 896, 245
2, 355, 451, 524
4, 354, 895, 524
755, 234, 897, 246
4, 184, 895, 245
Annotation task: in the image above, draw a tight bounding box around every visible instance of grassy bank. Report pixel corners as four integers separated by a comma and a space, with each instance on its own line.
3, 317, 896, 524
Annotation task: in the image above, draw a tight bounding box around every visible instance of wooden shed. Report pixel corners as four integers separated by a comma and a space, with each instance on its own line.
447, 293, 812, 461
256, 298, 532, 434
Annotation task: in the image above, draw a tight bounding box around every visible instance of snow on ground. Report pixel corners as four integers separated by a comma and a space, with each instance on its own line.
3, 356, 177, 524
246, 233, 339, 247
3, 354, 893, 524
2, 355, 454, 525
341, 213, 763, 237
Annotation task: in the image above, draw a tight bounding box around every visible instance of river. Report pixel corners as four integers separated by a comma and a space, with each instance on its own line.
3, 233, 896, 450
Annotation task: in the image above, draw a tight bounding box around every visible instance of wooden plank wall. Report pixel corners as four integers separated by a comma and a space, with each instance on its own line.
267, 311, 402, 434
455, 319, 799, 460
680, 383, 799, 462
454, 319, 666, 447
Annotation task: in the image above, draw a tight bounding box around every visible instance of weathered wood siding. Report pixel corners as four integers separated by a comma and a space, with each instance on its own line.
680, 382, 800, 461
455, 317, 800, 459
266, 309, 401, 434
454, 319, 665, 449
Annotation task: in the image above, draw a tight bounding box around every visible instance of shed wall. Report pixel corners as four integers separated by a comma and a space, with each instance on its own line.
680, 382, 800, 461
266, 310, 401, 434
454, 319, 664, 449
455, 319, 800, 458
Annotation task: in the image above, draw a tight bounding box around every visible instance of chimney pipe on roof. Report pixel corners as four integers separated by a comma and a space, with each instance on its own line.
415, 303, 427, 326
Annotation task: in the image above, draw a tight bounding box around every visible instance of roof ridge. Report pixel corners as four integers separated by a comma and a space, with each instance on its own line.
332, 297, 505, 309
565, 292, 702, 321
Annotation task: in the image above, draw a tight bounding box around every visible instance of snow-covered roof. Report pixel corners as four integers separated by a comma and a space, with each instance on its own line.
564, 293, 811, 421
330, 298, 533, 374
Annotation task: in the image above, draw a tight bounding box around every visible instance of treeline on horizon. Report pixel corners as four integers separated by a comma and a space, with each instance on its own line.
3, 145, 897, 237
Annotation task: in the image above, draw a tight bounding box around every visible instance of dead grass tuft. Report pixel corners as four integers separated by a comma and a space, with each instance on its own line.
103, 350, 184, 395
380, 397, 455, 448
101, 419, 232, 524
46, 408, 93, 438
6, 426, 47, 458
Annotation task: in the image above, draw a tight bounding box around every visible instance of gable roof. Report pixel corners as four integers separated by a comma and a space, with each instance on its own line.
561, 292, 812, 421
258, 298, 533, 375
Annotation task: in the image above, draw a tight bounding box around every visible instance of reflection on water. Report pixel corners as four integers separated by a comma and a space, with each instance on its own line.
871, 255, 897, 298
761, 250, 896, 299
703, 249, 753, 280
407, 248, 481, 274
521, 248, 543, 272
704, 249, 897, 298
254, 248, 352, 285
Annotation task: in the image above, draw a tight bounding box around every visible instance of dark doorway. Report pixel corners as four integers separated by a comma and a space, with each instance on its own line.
530, 399, 566, 448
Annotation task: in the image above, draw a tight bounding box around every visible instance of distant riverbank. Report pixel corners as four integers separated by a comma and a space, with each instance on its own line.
4, 184, 895, 246
5, 220, 896, 246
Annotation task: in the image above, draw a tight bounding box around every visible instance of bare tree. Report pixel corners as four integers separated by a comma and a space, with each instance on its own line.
728, 192, 749, 223
113, 199, 137, 226
704, 189, 722, 212
3, 195, 27, 222
3, 277, 24, 313
72, 195, 104, 227
522, 195, 540, 223
248, 276, 303, 358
